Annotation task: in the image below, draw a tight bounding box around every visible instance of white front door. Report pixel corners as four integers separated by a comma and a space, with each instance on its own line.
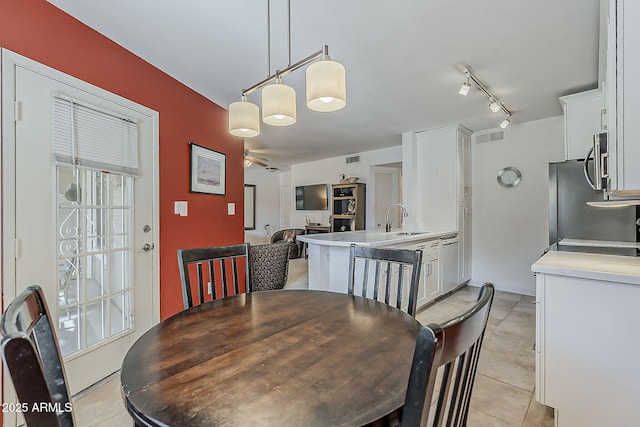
2, 50, 159, 405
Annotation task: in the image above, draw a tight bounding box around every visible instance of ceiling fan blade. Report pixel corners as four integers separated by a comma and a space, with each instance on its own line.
249, 153, 269, 162
246, 156, 268, 167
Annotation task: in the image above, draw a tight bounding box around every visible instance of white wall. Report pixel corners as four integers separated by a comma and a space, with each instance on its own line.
289, 146, 403, 229
244, 167, 283, 244
470, 116, 565, 295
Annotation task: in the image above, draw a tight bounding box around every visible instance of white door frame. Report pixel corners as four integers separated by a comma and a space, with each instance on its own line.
1, 49, 160, 425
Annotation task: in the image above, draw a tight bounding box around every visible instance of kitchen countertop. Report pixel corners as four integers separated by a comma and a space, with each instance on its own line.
531, 251, 640, 285
297, 229, 456, 247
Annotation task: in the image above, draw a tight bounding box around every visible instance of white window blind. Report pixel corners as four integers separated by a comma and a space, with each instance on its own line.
53, 96, 139, 176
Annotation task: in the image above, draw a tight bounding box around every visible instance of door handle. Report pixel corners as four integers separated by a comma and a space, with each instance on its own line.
139, 243, 155, 252
583, 146, 596, 190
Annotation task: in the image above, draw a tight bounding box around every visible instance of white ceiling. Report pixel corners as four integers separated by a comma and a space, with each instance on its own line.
48, 0, 602, 169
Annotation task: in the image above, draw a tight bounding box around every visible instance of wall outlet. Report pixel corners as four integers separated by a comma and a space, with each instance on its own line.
227, 203, 235, 215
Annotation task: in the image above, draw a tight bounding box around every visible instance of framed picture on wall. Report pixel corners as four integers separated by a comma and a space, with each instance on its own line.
244, 184, 256, 230
190, 142, 225, 195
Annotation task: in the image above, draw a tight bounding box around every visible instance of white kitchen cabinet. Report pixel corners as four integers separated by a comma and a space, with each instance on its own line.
422, 239, 441, 303
457, 128, 471, 202
412, 125, 470, 288
532, 252, 640, 426
412, 242, 428, 308
415, 125, 471, 231
606, 0, 640, 195
458, 203, 471, 284
559, 89, 605, 161
398, 239, 441, 308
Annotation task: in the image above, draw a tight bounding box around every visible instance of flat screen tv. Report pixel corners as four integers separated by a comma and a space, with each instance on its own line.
295, 184, 328, 210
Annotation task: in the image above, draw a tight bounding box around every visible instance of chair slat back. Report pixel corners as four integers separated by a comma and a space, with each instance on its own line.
0, 285, 75, 427
347, 244, 423, 317
177, 244, 251, 309
402, 283, 495, 427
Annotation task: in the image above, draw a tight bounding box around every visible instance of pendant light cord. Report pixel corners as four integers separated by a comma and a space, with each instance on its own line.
287, 0, 291, 67
267, 0, 271, 76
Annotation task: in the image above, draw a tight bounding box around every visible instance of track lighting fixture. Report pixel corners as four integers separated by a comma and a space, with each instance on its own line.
458, 74, 471, 96
459, 67, 512, 128
228, 0, 346, 137
489, 98, 501, 113
459, 69, 471, 95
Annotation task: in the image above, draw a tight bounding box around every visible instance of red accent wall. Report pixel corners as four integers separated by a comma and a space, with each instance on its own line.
0, 0, 245, 319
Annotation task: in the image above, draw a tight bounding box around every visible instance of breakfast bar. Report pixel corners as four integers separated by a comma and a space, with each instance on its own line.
298, 230, 456, 298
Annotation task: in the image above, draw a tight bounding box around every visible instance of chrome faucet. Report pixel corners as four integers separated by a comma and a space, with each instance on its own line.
385, 203, 408, 232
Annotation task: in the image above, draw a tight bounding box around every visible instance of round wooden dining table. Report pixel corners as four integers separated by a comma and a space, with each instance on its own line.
121, 289, 422, 427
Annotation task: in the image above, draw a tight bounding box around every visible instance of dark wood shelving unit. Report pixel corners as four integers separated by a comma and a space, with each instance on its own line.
330, 183, 366, 232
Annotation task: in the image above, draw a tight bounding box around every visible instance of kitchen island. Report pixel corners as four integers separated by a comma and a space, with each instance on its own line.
298, 229, 456, 308
531, 250, 640, 426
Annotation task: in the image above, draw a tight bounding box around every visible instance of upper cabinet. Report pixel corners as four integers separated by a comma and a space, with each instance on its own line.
413, 125, 471, 231
559, 89, 605, 161
606, 0, 640, 195
457, 129, 472, 203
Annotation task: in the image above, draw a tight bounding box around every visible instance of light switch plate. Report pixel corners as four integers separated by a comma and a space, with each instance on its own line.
174, 201, 188, 216
227, 203, 235, 215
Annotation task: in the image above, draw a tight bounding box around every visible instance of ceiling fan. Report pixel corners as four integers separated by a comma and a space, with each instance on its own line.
244, 149, 269, 168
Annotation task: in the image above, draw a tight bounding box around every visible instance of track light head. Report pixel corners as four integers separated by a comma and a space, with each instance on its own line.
500, 116, 511, 129
459, 81, 471, 96
489, 98, 501, 113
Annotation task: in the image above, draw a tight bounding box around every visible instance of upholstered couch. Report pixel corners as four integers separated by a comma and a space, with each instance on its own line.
270, 228, 306, 259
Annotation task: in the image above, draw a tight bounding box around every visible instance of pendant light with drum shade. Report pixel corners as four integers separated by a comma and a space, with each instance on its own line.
228, 0, 346, 137
262, 76, 296, 126
306, 46, 346, 112
228, 95, 260, 137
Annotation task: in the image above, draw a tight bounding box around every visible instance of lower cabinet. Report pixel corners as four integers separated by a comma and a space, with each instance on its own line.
458, 203, 471, 284
535, 272, 640, 426
423, 240, 441, 304
390, 239, 441, 309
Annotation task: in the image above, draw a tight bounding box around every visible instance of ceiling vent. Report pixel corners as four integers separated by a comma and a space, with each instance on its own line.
474, 130, 505, 144
346, 155, 360, 164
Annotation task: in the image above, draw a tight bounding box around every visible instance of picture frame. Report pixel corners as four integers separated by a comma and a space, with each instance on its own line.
190, 142, 225, 195
244, 184, 256, 230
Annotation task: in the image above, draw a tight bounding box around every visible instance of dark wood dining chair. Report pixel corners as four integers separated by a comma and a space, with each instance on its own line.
0, 285, 75, 427
347, 244, 423, 317
249, 243, 291, 291
402, 282, 495, 427
177, 243, 251, 309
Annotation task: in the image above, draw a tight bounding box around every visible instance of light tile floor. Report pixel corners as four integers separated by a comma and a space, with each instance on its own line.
74, 259, 553, 426
416, 285, 553, 427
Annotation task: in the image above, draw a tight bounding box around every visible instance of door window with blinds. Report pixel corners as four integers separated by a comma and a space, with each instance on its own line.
53, 96, 138, 357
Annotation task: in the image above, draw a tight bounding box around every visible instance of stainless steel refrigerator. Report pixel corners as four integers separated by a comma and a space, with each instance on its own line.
548, 159, 640, 256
